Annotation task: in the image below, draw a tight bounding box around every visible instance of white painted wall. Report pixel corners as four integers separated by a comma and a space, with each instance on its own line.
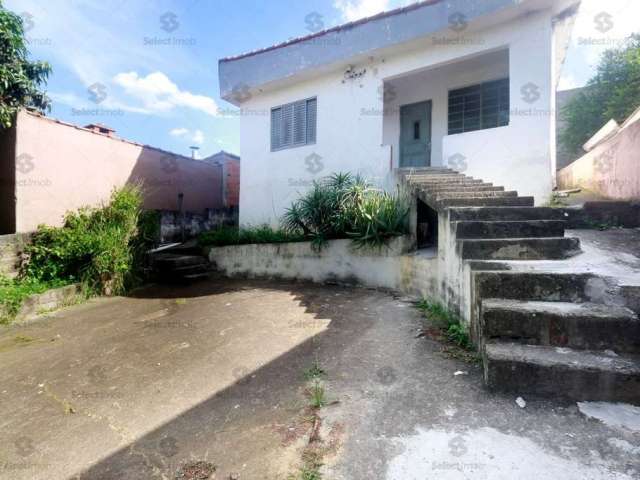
238, 9, 556, 226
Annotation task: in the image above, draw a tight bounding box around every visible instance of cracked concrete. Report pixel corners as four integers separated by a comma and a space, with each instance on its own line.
0, 278, 638, 479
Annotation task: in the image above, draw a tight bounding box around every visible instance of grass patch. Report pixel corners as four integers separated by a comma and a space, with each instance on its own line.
0, 275, 69, 324
198, 225, 306, 247
416, 299, 472, 350
308, 380, 328, 409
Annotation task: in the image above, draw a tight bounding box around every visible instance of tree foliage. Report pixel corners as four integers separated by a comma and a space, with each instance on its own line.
0, 1, 51, 128
561, 35, 640, 154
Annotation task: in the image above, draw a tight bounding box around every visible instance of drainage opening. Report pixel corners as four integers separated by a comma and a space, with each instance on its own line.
417, 198, 438, 249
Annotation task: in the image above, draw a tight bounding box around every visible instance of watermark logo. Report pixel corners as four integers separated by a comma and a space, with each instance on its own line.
20, 12, 35, 32
448, 12, 467, 33
159, 436, 179, 458
305, 12, 324, 33
448, 435, 467, 457
376, 366, 397, 386
16, 153, 35, 174
14, 436, 36, 457
594, 146, 616, 174
88, 365, 107, 384
447, 153, 468, 172
230, 83, 252, 103
594, 11, 614, 33
88, 82, 107, 104
305, 153, 324, 175
160, 154, 179, 174
520, 82, 540, 104
160, 12, 180, 33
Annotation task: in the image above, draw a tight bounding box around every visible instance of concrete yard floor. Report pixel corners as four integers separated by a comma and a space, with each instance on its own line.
0, 278, 638, 480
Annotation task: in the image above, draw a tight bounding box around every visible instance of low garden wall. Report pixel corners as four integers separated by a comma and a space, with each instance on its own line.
207, 236, 439, 298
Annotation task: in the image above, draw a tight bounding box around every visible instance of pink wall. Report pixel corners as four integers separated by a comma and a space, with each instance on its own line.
557, 117, 640, 200
12, 111, 223, 233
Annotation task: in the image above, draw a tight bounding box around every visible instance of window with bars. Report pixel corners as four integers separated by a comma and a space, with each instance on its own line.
271, 97, 317, 151
448, 78, 509, 135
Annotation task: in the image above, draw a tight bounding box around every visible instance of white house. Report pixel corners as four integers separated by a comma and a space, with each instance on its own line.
218, 0, 580, 226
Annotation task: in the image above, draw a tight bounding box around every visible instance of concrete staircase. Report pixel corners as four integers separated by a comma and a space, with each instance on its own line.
404, 168, 640, 403
149, 240, 212, 283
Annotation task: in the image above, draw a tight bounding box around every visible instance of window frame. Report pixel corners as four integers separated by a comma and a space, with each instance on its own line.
270, 96, 317, 152
447, 78, 510, 136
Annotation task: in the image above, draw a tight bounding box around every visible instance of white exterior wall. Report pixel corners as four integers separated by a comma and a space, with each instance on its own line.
239, 10, 555, 226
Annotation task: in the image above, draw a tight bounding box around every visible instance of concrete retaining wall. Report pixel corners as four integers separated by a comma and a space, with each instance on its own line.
207, 236, 440, 299
159, 208, 239, 243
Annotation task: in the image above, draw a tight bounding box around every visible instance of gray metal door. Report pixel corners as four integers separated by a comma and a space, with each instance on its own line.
399, 100, 432, 168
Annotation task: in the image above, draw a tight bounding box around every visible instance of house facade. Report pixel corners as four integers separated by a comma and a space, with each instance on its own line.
219, 0, 580, 226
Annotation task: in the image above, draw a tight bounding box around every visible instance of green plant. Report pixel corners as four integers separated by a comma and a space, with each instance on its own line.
0, 275, 68, 324
198, 224, 306, 247
303, 361, 327, 381
21, 185, 148, 296
561, 34, 640, 155
282, 172, 409, 249
0, 1, 52, 127
308, 379, 327, 409
417, 299, 471, 349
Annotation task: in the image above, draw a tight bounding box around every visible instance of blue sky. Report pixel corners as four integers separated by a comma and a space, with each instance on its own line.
5, 0, 640, 158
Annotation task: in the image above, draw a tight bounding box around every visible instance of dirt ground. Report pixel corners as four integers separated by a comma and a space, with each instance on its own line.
0, 277, 638, 480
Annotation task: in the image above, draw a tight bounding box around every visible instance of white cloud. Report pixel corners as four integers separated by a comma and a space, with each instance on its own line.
169, 127, 205, 145
113, 71, 219, 117
192, 129, 205, 145
170, 127, 189, 137
333, 0, 391, 22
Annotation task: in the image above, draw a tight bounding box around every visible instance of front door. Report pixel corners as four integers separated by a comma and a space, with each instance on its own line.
399, 100, 432, 168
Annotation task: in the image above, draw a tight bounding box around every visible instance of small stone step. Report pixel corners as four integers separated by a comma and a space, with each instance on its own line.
483, 342, 640, 402
152, 253, 208, 269
410, 177, 483, 186
426, 184, 502, 194
473, 271, 604, 303
481, 299, 640, 352
436, 191, 518, 200
460, 237, 581, 260
455, 220, 565, 239
449, 207, 565, 222
438, 196, 535, 208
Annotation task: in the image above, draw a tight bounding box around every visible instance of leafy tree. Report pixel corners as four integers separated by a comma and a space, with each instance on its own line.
561, 35, 640, 155
0, 1, 51, 128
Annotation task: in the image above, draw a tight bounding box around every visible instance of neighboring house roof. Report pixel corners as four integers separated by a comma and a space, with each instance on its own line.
202, 150, 240, 164
218, 0, 580, 105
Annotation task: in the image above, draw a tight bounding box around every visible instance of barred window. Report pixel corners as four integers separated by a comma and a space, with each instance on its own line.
448, 79, 509, 135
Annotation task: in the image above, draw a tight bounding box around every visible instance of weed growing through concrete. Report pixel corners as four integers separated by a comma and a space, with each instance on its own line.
309, 379, 327, 409
303, 360, 327, 381
416, 299, 478, 360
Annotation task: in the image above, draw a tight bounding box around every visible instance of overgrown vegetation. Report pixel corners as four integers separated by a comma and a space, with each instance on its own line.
198, 224, 305, 247
0, 1, 52, 127
417, 299, 471, 350
303, 360, 327, 381
560, 34, 640, 155
22, 185, 148, 296
0, 275, 67, 324
282, 172, 409, 249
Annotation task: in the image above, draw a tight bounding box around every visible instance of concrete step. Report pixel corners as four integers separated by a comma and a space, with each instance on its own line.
437, 191, 518, 200
483, 341, 640, 402
481, 299, 640, 352
426, 184, 502, 194
410, 176, 481, 185
402, 167, 456, 175
473, 271, 605, 304
449, 207, 565, 222
152, 253, 209, 269
438, 196, 535, 208
460, 237, 581, 260
455, 220, 565, 239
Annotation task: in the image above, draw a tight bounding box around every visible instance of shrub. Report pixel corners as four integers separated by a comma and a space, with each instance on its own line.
21, 185, 148, 295
0, 275, 67, 324
416, 299, 471, 349
199, 225, 305, 247
282, 172, 409, 248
